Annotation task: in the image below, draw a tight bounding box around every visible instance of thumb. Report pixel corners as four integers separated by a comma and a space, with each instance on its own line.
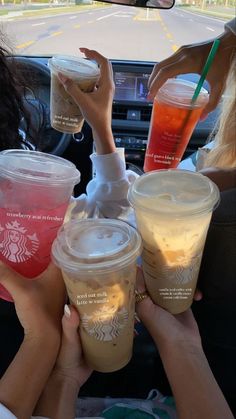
56, 304, 81, 368
58, 73, 87, 108
62, 304, 80, 343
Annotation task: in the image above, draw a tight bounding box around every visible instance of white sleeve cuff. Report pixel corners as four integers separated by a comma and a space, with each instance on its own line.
90, 152, 126, 182
0, 404, 17, 419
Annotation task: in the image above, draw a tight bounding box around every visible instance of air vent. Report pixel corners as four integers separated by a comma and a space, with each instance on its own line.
112, 105, 127, 119
113, 105, 152, 121
141, 108, 152, 121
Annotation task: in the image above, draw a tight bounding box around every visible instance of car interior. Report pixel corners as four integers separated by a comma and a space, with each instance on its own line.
15, 54, 220, 197
0, 0, 234, 414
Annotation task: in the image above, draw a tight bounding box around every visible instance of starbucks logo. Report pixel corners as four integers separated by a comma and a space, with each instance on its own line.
0, 220, 39, 263
81, 305, 128, 342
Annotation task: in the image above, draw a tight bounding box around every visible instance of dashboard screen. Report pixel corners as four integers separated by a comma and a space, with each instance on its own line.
114, 72, 150, 102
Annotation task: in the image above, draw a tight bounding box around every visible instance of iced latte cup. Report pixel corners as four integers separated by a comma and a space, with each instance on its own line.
48, 56, 100, 133
52, 219, 142, 372
128, 170, 220, 314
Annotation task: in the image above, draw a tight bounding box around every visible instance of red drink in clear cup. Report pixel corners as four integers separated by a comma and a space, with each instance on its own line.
0, 150, 80, 301
144, 79, 209, 172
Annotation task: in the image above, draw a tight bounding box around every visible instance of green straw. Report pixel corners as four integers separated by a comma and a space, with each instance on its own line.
191, 39, 220, 104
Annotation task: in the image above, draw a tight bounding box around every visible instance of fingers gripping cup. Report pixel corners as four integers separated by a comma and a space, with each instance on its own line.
129, 170, 220, 314
52, 219, 142, 372
0, 150, 80, 301
48, 56, 100, 134
144, 79, 209, 171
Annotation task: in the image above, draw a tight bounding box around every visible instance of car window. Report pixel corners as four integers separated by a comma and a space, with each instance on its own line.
1, 2, 234, 61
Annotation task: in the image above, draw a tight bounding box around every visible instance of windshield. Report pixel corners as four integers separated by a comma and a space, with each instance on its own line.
1, 2, 234, 61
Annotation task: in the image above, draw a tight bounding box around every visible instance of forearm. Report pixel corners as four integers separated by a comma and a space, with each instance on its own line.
34, 373, 79, 419
92, 126, 116, 155
159, 343, 234, 419
0, 334, 59, 419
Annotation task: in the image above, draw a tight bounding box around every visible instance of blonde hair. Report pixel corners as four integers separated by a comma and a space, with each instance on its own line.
203, 54, 236, 169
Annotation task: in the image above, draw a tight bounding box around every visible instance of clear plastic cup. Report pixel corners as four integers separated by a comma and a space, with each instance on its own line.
144, 79, 209, 171
128, 169, 220, 314
0, 149, 80, 301
52, 218, 142, 372
48, 55, 100, 134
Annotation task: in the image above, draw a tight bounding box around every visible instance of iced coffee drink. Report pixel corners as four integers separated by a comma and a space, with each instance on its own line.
128, 170, 220, 314
52, 219, 142, 372
49, 56, 100, 134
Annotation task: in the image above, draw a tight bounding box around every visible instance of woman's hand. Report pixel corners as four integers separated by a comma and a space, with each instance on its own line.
58, 48, 115, 154
0, 262, 66, 419
53, 304, 92, 390
0, 262, 66, 341
135, 269, 202, 354
34, 305, 92, 419
148, 27, 236, 119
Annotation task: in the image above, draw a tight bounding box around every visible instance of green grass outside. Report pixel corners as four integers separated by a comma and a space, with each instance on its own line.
0, 2, 110, 18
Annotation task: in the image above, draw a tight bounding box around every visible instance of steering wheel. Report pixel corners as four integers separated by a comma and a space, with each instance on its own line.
13, 56, 73, 156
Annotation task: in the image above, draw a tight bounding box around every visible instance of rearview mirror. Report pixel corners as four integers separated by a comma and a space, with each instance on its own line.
96, 0, 175, 9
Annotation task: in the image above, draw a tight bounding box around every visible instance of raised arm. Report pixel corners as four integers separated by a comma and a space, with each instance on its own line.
58, 48, 116, 155
148, 18, 236, 119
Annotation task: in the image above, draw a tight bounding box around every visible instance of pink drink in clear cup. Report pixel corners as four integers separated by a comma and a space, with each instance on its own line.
0, 150, 80, 301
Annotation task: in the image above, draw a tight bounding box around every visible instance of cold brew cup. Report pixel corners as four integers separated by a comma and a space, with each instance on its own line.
0, 150, 80, 301
144, 79, 209, 171
128, 170, 220, 314
52, 219, 142, 372
48, 56, 100, 134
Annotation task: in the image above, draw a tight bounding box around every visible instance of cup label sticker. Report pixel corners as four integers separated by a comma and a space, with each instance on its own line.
0, 220, 39, 264
81, 306, 128, 342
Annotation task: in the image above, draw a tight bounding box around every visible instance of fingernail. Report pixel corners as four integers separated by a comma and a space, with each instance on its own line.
64, 304, 71, 318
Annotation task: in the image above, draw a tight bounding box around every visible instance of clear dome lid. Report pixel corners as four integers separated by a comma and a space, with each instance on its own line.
128, 169, 220, 218
48, 55, 100, 80
0, 149, 80, 186
52, 219, 142, 273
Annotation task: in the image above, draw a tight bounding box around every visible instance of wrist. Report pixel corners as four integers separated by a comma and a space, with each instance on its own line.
159, 339, 204, 363
23, 326, 60, 351
48, 370, 80, 394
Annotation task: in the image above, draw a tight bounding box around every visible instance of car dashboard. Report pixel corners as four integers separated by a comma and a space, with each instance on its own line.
18, 56, 220, 172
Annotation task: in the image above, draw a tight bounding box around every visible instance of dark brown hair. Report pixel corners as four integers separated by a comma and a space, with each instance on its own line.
0, 33, 33, 151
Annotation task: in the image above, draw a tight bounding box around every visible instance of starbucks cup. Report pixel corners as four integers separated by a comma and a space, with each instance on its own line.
0, 150, 80, 301
48, 55, 100, 134
128, 170, 220, 314
144, 79, 209, 171
52, 219, 142, 372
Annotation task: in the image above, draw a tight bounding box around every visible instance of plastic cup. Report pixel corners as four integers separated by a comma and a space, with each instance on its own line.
0, 150, 80, 301
52, 218, 142, 372
48, 55, 100, 134
144, 79, 209, 172
128, 169, 220, 314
